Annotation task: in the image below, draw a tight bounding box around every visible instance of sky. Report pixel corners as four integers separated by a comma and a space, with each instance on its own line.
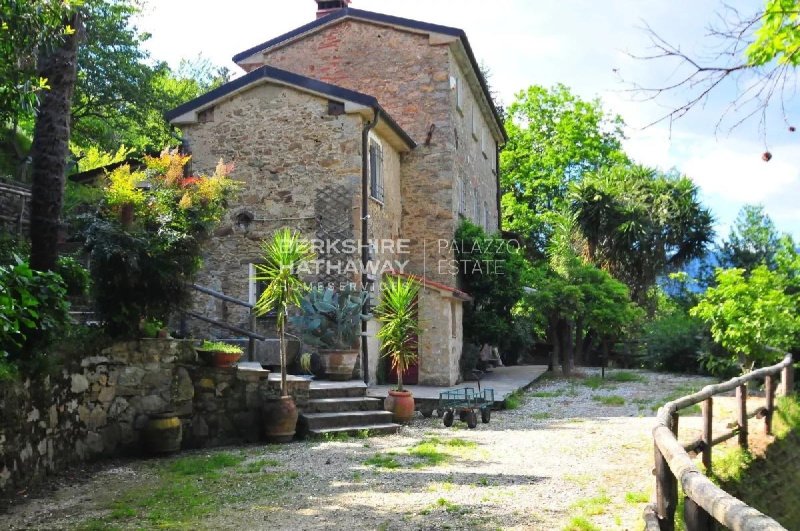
135, 0, 800, 241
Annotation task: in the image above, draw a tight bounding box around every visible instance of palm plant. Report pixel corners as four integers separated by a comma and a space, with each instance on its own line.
375, 276, 421, 391
254, 228, 315, 396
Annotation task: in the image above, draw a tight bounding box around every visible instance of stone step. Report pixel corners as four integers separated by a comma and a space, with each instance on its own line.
301, 410, 394, 431
303, 397, 384, 414
308, 382, 367, 399
307, 423, 400, 438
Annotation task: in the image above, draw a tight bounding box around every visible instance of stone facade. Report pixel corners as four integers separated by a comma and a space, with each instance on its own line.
181, 83, 365, 333
239, 17, 503, 282
0, 340, 308, 498
172, 8, 505, 386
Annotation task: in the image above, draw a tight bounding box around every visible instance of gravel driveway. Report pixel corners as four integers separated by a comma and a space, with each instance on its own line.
1, 369, 716, 530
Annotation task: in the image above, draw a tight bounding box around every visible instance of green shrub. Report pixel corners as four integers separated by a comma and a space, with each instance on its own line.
640, 311, 704, 373
198, 340, 242, 354
55, 255, 90, 296
84, 151, 238, 337
0, 257, 70, 376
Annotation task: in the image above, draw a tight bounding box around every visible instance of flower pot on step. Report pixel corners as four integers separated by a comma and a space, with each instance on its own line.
319, 349, 359, 380
262, 395, 298, 443
384, 389, 415, 424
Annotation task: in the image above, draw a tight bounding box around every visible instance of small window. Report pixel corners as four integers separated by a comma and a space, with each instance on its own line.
481, 129, 487, 157
491, 140, 496, 171
454, 128, 459, 149
369, 140, 384, 202
455, 76, 463, 112
471, 105, 478, 139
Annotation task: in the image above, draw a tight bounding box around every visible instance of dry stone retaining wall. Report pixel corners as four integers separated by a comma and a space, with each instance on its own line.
0, 340, 308, 498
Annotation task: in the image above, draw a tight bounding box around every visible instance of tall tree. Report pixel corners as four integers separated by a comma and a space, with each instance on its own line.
500, 84, 627, 257
569, 164, 715, 307
719, 204, 781, 271
29, 10, 83, 271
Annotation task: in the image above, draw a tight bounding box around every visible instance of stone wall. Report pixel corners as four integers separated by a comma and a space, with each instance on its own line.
251, 19, 459, 284
0, 181, 30, 236
0, 340, 308, 498
180, 82, 363, 335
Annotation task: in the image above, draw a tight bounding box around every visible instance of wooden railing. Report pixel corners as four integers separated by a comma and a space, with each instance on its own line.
644, 351, 794, 531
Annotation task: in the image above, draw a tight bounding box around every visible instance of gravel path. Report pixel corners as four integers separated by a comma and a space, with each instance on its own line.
1, 369, 717, 530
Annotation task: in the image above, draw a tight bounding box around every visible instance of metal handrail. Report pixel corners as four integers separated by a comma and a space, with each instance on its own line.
185, 284, 258, 361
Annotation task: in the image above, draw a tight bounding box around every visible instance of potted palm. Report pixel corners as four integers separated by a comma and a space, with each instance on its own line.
254, 227, 315, 443
375, 275, 421, 424
291, 286, 370, 380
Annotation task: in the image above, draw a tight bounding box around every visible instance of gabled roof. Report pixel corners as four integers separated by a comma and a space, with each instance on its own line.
232, 8, 506, 141
165, 64, 415, 151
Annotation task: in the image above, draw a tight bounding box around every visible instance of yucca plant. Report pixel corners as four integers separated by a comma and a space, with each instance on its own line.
254, 228, 315, 396
375, 276, 421, 391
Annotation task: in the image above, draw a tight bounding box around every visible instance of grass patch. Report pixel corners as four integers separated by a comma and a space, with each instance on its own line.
167, 452, 245, 476
531, 412, 551, 420
240, 458, 280, 474
89, 451, 301, 529
563, 515, 600, 531
624, 491, 650, 504
408, 442, 449, 467
605, 371, 645, 383
530, 390, 561, 398
580, 375, 617, 390
591, 394, 626, 406
365, 453, 401, 469
570, 492, 611, 516
420, 497, 467, 515
710, 395, 800, 529
504, 389, 524, 409
563, 473, 593, 487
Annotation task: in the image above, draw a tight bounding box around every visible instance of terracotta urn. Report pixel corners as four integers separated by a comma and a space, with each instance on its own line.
319, 349, 359, 380
262, 395, 298, 443
384, 389, 415, 424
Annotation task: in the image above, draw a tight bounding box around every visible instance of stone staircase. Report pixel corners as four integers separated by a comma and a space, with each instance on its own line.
298, 382, 401, 437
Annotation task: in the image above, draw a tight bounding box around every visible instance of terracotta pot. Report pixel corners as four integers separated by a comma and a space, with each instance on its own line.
262, 395, 298, 443
319, 349, 359, 381
212, 351, 241, 368
384, 389, 415, 424
144, 413, 182, 454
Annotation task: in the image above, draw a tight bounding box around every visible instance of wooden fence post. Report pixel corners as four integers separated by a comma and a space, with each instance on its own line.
782, 362, 794, 397
764, 374, 774, 436
736, 384, 748, 450
702, 397, 712, 473
684, 496, 713, 531
654, 443, 677, 531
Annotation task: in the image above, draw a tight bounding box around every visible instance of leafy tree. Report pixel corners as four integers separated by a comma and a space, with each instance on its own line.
454, 220, 527, 361
500, 84, 627, 256
0, 0, 70, 130
29, 7, 83, 272
719, 204, 782, 271
569, 164, 714, 307
691, 257, 800, 370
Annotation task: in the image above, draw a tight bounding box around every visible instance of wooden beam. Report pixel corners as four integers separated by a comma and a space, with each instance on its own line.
702, 397, 712, 474
737, 384, 748, 450
684, 496, 713, 531
765, 374, 774, 436
654, 442, 677, 530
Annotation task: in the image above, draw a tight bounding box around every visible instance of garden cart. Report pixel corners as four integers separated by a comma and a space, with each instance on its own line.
437, 387, 494, 429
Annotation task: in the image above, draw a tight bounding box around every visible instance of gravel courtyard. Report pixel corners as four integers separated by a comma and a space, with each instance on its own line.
1, 369, 717, 530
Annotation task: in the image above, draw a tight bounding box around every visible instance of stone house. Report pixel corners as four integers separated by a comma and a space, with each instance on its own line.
167, 1, 506, 386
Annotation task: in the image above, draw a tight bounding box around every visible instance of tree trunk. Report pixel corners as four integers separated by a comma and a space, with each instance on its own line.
29, 13, 82, 271
574, 318, 585, 367
559, 319, 574, 376
280, 310, 288, 397
547, 317, 560, 372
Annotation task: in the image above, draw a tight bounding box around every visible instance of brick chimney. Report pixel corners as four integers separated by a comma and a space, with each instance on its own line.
315, 0, 351, 19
